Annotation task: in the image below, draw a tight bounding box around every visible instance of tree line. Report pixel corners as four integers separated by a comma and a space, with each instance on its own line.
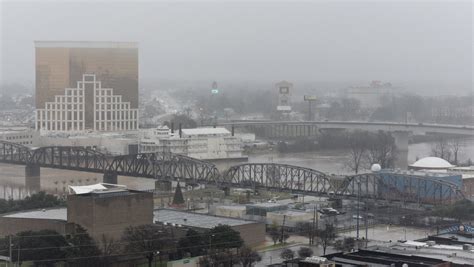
0, 223, 261, 267
0, 192, 65, 215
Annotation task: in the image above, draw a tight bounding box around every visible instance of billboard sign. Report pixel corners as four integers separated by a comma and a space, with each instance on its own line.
304, 95, 317, 101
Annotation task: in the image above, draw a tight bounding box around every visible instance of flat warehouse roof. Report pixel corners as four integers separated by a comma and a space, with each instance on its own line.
35, 41, 138, 48
2, 208, 67, 221
154, 209, 257, 229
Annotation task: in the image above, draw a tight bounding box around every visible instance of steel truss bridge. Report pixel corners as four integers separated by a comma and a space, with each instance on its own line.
0, 141, 464, 205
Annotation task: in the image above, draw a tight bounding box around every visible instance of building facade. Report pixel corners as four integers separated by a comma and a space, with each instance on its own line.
35, 41, 138, 132
139, 127, 244, 160
0, 127, 39, 146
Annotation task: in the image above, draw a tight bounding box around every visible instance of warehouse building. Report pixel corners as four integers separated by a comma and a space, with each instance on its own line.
153, 209, 265, 247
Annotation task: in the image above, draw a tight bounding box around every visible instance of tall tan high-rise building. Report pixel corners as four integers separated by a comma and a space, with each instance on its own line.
35, 41, 139, 132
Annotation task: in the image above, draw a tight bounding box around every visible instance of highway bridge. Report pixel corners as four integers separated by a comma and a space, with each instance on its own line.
0, 141, 464, 205
218, 120, 473, 168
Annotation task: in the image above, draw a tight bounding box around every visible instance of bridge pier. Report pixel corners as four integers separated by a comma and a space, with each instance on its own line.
392, 131, 410, 169
25, 164, 41, 192
103, 171, 118, 184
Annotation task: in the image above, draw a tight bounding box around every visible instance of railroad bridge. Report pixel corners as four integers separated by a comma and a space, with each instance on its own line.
0, 141, 464, 205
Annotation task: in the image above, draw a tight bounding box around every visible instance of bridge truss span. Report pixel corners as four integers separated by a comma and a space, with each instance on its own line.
336, 172, 464, 205
106, 152, 220, 184
223, 163, 336, 194
29, 146, 109, 172
0, 141, 32, 164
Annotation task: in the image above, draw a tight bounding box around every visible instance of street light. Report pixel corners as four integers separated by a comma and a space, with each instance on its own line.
209, 234, 215, 251
153, 251, 160, 267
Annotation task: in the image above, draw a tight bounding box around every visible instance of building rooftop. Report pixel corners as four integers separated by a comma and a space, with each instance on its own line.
181, 127, 230, 136
68, 183, 128, 195
154, 209, 257, 229
34, 41, 138, 48
246, 202, 288, 208
410, 157, 454, 169
375, 242, 474, 265
2, 208, 67, 221
325, 249, 450, 266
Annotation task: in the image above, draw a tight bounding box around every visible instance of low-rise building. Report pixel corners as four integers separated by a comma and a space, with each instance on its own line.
0, 184, 153, 242
0, 127, 39, 146
153, 209, 265, 247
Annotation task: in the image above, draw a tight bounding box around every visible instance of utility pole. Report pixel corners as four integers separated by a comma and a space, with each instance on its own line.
365, 202, 368, 248
311, 207, 317, 245
356, 181, 361, 241
9, 235, 12, 267
280, 215, 287, 243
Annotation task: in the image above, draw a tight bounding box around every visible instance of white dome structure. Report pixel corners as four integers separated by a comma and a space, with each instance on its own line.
371, 164, 382, 172
409, 157, 454, 170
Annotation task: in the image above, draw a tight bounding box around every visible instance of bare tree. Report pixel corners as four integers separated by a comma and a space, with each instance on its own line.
316, 224, 337, 255
431, 136, 452, 162
100, 234, 121, 258
346, 131, 370, 174
280, 248, 295, 261
238, 246, 262, 267
365, 131, 397, 169
449, 138, 463, 165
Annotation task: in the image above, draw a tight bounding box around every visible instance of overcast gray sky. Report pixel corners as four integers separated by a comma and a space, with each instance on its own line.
1, 0, 472, 93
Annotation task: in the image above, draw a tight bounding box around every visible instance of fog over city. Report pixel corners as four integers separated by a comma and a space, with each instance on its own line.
1, 1, 473, 95
1, 1, 474, 266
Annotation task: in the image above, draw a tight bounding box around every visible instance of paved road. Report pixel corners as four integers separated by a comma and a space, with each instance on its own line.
255, 225, 435, 266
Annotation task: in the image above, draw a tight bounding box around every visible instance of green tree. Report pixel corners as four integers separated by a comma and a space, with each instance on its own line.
164, 114, 197, 129
280, 248, 295, 261
121, 224, 171, 267
177, 229, 207, 257
14, 230, 68, 267
65, 225, 102, 266
297, 247, 313, 258
0, 191, 65, 214
208, 225, 243, 250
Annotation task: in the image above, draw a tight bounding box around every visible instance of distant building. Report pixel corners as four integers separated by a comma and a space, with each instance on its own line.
35, 41, 139, 132
37, 131, 138, 155
139, 127, 245, 160
343, 80, 394, 110
275, 81, 293, 112
0, 127, 39, 146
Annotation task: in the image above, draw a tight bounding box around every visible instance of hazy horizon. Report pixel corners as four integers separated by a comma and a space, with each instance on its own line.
1, 1, 472, 95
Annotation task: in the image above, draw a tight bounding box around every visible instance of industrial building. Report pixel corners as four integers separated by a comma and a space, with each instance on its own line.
153, 209, 265, 247
35, 41, 139, 132
376, 168, 462, 203
0, 184, 153, 241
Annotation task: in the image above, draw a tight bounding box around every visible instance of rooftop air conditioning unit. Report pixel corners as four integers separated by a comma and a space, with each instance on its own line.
426, 240, 436, 246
